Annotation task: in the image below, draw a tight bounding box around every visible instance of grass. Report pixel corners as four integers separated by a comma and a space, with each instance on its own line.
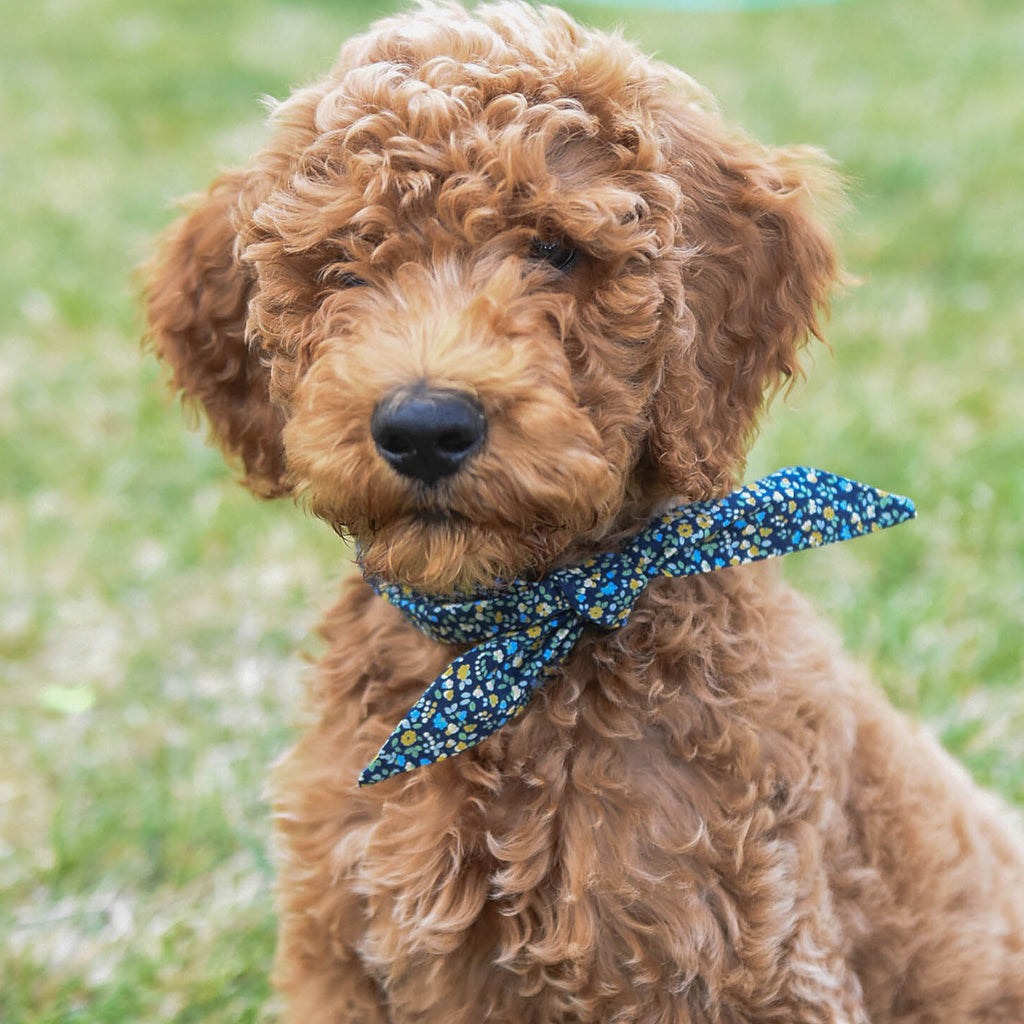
2, 0, 1022, 1018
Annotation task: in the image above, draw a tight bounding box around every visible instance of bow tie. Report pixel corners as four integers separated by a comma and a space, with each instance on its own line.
359, 467, 915, 786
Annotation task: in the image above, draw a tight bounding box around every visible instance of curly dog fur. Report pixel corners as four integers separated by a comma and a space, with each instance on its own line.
145, 3, 1024, 1020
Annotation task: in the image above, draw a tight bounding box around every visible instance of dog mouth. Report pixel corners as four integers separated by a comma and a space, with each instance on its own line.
347, 503, 573, 594
330, 504, 466, 537
412, 507, 466, 526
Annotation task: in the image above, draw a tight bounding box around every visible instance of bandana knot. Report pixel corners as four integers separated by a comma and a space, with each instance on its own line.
359, 467, 915, 786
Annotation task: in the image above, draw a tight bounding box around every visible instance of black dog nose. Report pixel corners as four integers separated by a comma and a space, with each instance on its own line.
371, 387, 486, 485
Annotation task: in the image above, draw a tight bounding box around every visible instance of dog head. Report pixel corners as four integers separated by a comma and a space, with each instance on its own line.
146, 1, 838, 593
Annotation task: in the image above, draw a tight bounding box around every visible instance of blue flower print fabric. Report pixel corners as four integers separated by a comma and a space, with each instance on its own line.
359, 467, 916, 785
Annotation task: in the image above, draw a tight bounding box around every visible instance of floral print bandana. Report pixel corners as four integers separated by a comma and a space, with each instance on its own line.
359, 467, 915, 785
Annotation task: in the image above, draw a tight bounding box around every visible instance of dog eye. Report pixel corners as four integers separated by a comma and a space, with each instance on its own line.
339, 271, 368, 288
529, 238, 580, 274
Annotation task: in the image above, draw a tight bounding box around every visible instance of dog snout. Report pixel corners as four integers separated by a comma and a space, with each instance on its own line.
371, 385, 486, 485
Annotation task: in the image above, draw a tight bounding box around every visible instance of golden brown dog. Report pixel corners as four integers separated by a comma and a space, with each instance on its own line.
146, 3, 1024, 1020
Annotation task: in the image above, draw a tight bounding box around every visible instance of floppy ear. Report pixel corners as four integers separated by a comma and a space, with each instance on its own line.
647, 100, 841, 499
144, 171, 289, 498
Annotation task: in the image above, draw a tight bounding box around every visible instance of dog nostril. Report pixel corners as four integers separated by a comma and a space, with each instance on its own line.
371, 387, 486, 485
436, 428, 478, 456
376, 429, 412, 457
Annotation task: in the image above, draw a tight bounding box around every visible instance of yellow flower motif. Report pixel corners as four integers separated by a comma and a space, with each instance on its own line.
400, 730, 417, 746
677, 522, 694, 537
629, 578, 642, 590
455, 742, 467, 751
749, 545, 759, 557
489, 694, 498, 706
443, 690, 453, 700
527, 625, 542, 638
823, 506, 835, 520
811, 531, 823, 545
696, 514, 713, 528
457, 664, 470, 681
589, 605, 603, 619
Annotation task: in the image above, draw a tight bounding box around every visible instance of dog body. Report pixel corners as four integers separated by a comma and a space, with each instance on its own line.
271, 570, 1024, 1023
146, 4, 1024, 1021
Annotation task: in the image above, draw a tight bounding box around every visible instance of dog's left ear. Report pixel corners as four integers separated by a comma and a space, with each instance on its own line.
144, 171, 291, 498
647, 99, 841, 498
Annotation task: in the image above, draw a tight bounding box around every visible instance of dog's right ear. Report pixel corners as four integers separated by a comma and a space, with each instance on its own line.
144, 171, 289, 498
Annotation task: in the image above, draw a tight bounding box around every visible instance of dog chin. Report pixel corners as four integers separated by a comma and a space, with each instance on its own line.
354, 512, 572, 596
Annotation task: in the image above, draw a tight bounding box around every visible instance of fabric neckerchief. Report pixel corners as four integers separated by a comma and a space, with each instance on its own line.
359, 466, 915, 786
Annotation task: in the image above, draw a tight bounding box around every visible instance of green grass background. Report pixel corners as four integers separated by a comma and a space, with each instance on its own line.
2, 0, 1022, 1019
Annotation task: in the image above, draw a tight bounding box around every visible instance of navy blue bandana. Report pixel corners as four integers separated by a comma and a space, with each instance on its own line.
359, 467, 915, 786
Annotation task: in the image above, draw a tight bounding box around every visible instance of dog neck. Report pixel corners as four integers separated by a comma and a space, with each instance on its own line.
357, 467, 915, 785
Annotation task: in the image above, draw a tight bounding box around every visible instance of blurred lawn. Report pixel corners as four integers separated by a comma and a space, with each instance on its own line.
1, 0, 1022, 1020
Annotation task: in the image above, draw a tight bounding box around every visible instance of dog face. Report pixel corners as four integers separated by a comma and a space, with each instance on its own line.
146, 1, 838, 593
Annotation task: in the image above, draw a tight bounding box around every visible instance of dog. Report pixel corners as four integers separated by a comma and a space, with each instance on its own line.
145, 3, 1024, 1021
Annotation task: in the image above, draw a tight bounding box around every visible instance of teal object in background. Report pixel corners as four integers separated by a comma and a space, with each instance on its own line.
570, 0, 850, 9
